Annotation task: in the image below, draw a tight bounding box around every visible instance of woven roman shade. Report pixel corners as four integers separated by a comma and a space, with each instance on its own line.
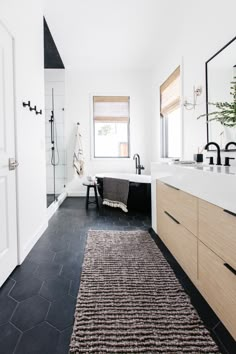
93, 96, 129, 123
160, 66, 180, 115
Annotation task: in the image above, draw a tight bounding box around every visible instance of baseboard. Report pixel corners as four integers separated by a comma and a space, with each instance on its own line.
67, 191, 95, 197
149, 227, 157, 237
47, 191, 67, 220
19, 219, 48, 264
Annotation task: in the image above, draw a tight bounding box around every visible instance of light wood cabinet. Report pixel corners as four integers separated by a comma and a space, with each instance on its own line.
156, 180, 236, 340
157, 206, 197, 282
199, 199, 236, 270
157, 181, 198, 236
199, 241, 236, 339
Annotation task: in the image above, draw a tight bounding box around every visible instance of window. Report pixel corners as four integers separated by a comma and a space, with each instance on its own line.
93, 96, 130, 158
160, 66, 182, 158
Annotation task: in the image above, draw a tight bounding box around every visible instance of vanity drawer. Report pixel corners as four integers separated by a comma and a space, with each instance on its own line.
157, 181, 198, 236
157, 207, 197, 282
199, 241, 236, 339
199, 199, 236, 269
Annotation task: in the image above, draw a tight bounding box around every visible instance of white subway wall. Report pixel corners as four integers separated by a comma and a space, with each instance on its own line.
151, 0, 236, 163
65, 69, 153, 196
0, 0, 47, 262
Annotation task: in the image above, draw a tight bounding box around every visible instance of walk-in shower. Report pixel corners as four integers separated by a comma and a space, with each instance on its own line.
45, 69, 66, 207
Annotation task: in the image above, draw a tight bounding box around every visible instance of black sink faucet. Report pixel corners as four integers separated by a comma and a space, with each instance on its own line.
133, 153, 145, 175
205, 142, 222, 166
225, 142, 236, 150
224, 142, 236, 166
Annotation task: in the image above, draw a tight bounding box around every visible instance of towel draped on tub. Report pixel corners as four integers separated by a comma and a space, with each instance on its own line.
103, 177, 129, 213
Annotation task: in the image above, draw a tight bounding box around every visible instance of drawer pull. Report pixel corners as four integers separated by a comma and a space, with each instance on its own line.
163, 183, 179, 191
224, 263, 236, 275
164, 211, 180, 224
223, 209, 236, 217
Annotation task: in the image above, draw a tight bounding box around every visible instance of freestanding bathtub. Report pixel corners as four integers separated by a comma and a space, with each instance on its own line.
95, 173, 151, 212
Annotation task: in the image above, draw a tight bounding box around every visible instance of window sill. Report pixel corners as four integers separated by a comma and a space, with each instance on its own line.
91, 157, 132, 161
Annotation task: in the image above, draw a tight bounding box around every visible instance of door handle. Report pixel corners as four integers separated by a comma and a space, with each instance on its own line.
9, 158, 19, 170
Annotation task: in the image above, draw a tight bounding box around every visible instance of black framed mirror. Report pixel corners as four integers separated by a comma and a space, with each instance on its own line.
205, 36, 236, 150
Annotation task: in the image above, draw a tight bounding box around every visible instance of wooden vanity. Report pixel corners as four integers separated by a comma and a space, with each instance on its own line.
156, 180, 236, 340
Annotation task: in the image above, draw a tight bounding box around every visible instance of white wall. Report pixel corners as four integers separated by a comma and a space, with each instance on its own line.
151, 0, 236, 163
65, 69, 152, 196
0, 0, 47, 262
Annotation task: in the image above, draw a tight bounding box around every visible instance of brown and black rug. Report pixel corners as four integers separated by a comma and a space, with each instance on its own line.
70, 230, 220, 353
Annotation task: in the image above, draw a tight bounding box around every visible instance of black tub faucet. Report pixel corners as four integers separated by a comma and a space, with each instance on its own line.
205, 142, 222, 166
133, 153, 145, 175
225, 142, 236, 150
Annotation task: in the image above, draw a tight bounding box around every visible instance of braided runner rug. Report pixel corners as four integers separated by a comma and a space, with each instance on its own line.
70, 230, 220, 353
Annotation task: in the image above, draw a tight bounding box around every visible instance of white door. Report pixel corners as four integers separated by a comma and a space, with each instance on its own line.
0, 22, 18, 287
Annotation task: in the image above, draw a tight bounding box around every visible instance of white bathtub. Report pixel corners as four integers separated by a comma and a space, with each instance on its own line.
95, 173, 151, 184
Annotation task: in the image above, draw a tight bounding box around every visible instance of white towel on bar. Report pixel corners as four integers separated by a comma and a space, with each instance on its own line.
73, 124, 85, 177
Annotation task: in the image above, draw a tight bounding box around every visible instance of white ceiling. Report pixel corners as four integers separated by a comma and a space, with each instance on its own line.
43, 0, 182, 71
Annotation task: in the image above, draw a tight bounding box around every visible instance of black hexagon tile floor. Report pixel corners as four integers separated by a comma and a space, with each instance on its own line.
39, 276, 70, 302
0, 197, 234, 353
0, 323, 21, 354
0, 296, 17, 326
46, 294, 77, 330
11, 295, 50, 331
9, 277, 43, 302
14, 322, 60, 354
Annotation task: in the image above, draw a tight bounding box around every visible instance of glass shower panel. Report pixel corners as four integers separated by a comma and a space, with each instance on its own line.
45, 69, 66, 207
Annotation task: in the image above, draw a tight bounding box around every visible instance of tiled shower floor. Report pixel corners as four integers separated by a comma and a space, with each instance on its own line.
0, 198, 235, 353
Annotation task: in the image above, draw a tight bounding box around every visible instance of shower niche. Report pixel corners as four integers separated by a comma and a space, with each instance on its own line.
45, 69, 66, 207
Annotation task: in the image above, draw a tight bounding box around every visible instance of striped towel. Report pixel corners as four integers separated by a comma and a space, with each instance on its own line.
73, 125, 84, 177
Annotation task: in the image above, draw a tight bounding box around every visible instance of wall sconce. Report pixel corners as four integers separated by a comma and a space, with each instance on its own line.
183, 86, 202, 110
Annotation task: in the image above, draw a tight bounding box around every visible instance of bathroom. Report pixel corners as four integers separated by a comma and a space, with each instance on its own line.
0, 0, 235, 353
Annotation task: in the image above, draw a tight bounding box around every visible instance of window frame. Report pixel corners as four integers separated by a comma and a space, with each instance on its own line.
159, 63, 184, 160
91, 95, 131, 159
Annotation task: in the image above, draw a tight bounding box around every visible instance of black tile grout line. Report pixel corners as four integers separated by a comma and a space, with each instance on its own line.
213, 320, 222, 331
7, 292, 19, 304
51, 253, 57, 263
4, 279, 16, 296
8, 301, 20, 324
38, 280, 45, 296
44, 320, 63, 333
148, 228, 234, 354
68, 280, 73, 297
211, 331, 230, 354
58, 264, 64, 276
12, 331, 23, 354
45, 300, 53, 323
